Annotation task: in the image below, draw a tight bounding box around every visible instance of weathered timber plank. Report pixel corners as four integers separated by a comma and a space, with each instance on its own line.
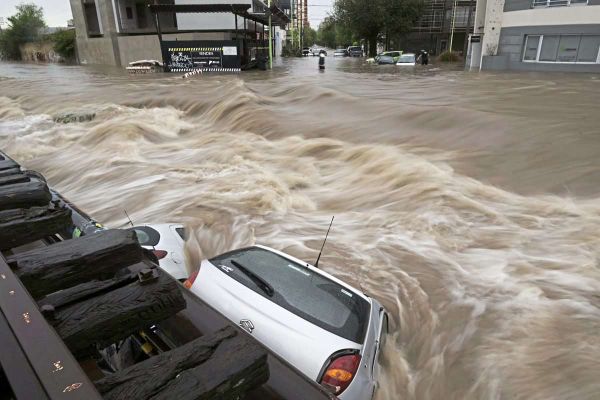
0, 205, 72, 251
7, 229, 144, 298
0, 159, 19, 171
50, 270, 186, 355
0, 181, 51, 211
37, 261, 150, 309
0, 174, 30, 187
96, 326, 269, 400
0, 168, 21, 178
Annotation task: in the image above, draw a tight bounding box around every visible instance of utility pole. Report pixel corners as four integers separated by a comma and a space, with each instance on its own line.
449, 0, 458, 52
268, 0, 272, 68
290, 0, 294, 48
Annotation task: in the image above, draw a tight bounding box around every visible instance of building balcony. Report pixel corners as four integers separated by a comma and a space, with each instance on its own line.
532, 0, 588, 7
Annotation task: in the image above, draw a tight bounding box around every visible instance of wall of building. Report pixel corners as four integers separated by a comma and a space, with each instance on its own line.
502, 4, 600, 25
70, 0, 122, 65
117, 31, 230, 65
485, 24, 600, 72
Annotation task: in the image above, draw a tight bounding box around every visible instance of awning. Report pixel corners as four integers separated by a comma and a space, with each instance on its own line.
148, 3, 290, 28
238, 6, 290, 28
148, 4, 251, 14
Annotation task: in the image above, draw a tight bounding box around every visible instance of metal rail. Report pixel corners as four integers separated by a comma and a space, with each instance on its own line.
0, 257, 102, 400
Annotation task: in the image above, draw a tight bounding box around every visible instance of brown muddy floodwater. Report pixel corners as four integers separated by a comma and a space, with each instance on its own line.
1, 58, 599, 400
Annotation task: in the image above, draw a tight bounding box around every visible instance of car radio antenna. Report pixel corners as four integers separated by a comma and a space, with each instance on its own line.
314, 216, 334, 269
124, 209, 134, 227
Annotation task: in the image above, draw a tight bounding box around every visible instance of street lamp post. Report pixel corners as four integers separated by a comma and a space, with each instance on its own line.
449, 0, 458, 52
268, 0, 273, 69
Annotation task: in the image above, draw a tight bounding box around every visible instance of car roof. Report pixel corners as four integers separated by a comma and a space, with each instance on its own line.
252, 244, 371, 303
401, 53, 416, 56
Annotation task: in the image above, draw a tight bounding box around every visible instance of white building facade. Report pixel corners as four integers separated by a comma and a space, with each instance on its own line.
468, 0, 600, 71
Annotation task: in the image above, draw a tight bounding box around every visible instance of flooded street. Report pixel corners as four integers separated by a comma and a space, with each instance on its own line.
1, 58, 599, 400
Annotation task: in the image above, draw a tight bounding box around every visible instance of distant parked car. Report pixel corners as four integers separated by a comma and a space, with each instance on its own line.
311, 48, 327, 56
183, 245, 389, 400
302, 48, 311, 56
366, 51, 403, 64
396, 53, 416, 66
130, 223, 187, 280
334, 48, 349, 57
347, 46, 363, 57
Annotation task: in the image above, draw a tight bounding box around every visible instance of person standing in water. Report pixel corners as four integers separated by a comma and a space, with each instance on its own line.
319, 50, 326, 70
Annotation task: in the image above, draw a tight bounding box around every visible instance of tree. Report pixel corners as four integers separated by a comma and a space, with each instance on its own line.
382, 0, 423, 49
334, 0, 423, 56
303, 27, 318, 47
335, 0, 382, 56
52, 29, 76, 61
0, 3, 46, 60
317, 17, 337, 49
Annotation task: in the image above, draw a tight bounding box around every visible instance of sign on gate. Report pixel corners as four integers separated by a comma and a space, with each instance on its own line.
160, 40, 241, 72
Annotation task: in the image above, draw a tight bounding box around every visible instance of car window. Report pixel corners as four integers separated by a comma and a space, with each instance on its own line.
175, 227, 187, 240
398, 55, 415, 63
210, 247, 370, 343
130, 226, 160, 246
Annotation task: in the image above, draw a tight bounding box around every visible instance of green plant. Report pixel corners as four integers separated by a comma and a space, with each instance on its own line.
0, 3, 46, 60
281, 46, 302, 57
438, 50, 461, 62
51, 29, 76, 61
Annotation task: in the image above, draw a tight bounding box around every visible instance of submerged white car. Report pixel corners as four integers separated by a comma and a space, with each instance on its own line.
396, 53, 416, 66
130, 223, 188, 280
184, 245, 389, 400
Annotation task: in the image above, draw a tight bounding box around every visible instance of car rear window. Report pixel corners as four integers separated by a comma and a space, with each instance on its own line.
175, 227, 187, 240
130, 226, 160, 246
209, 247, 370, 344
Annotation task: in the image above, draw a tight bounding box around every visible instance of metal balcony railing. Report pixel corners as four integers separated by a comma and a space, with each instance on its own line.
532, 0, 587, 7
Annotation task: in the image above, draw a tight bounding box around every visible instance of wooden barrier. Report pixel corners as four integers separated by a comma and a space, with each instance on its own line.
0, 150, 271, 400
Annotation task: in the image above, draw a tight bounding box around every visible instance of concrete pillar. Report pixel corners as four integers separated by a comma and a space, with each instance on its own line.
468, 0, 505, 70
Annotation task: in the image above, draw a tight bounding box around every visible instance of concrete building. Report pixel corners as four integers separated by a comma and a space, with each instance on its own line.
69, 0, 288, 66
468, 0, 600, 71
403, 0, 476, 55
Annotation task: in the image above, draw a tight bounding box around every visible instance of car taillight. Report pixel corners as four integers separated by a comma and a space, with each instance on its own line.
320, 353, 361, 395
152, 250, 168, 260
183, 270, 199, 289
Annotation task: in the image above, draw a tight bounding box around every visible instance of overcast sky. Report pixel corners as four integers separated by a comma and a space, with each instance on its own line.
0, 0, 332, 29
0, 0, 73, 27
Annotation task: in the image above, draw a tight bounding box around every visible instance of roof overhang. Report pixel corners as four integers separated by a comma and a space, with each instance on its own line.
148, 4, 251, 14
148, 3, 290, 28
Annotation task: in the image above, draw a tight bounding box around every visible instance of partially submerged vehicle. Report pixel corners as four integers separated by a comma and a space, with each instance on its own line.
347, 46, 363, 57
185, 245, 389, 399
396, 53, 417, 66
334, 48, 349, 57
126, 59, 163, 74
130, 223, 187, 280
366, 51, 403, 64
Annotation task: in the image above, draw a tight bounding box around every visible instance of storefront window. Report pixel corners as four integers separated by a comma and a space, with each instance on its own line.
523, 35, 540, 61
523, 35, 600, 63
